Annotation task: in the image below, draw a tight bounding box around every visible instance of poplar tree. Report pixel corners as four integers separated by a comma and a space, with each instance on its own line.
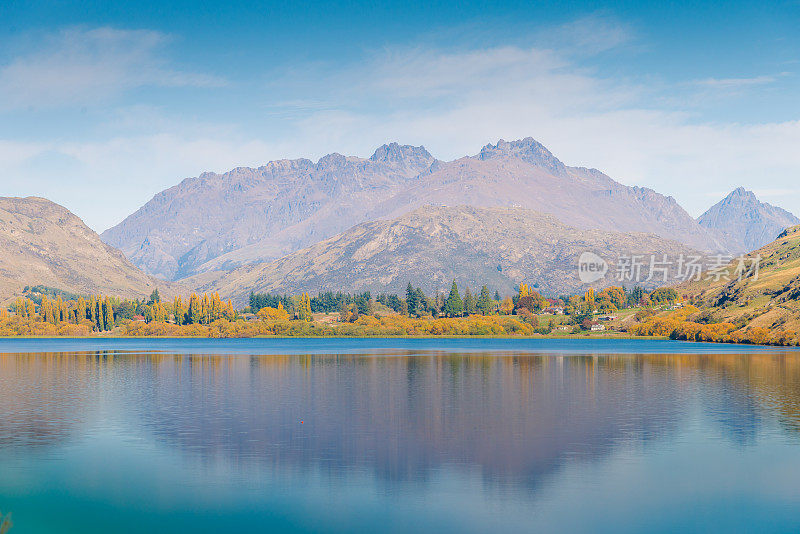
173, 296, 185, 325
77, 297, 87, 322
298, 293, 313, 321
40, 295, 53, 324
201, 294, 211, 324
96, 297, 105, 331
104, 297, 114, 330
188, 293, 202, 324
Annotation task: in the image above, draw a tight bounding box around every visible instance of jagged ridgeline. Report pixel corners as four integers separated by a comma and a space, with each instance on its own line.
102, 138, 726, 282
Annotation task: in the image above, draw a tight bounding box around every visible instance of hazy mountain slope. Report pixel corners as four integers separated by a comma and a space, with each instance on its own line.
362, 139, 722, 251
189, 205, 701, 305
698, 187, 799, 254
101, 144, 436, 280
0, 197, 175, 301
103, 137, 723, 280
682, 224, 800, 332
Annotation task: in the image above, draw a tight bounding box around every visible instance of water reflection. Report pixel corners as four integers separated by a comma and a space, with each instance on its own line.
3, 351, 799, 493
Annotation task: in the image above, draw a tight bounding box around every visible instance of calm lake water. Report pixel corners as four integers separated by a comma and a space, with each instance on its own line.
1, 338, 800, 533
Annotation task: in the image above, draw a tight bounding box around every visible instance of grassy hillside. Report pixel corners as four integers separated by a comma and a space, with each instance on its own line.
683, 224, 800, 332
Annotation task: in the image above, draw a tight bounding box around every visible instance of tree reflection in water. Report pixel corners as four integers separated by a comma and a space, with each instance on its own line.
2, 350, 799, 493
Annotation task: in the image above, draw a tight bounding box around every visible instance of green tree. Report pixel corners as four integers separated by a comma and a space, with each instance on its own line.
406, 283, 417, 316
627, 286, 645, 307
463, 287, 476, 314
443, 281, 463, 318
95, 297, 105, 331
88, 296, 97, 328
173, 296, 185, 325
649, 287, 679, 305
147, 289, 161, 305
298, 292, 313, 321
104, 297, 115, 330
187, 293, 202, 324
477, 285, 492, 315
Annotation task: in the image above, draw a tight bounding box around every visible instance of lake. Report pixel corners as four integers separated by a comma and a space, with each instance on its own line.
1, 338, 799, 533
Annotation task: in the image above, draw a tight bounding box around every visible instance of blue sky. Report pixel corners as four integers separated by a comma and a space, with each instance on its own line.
2, 0, 800, 231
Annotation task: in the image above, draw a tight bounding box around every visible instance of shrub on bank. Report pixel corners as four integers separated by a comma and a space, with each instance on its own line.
630, 307, 798, 346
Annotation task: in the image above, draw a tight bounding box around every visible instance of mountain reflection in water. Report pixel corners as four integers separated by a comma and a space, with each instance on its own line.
2, 350, 799, 492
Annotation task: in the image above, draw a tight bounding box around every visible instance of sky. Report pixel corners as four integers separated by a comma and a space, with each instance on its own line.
2, 0, 800, 232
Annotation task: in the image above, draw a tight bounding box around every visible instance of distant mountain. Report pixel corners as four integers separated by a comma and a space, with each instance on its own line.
0, 197, 174, 301
101, 143, 436, 280
697, 187, 800, 254
188, 205, 701, 305
103, 138, 723, 280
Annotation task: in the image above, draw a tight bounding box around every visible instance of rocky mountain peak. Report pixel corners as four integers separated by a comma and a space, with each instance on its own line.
724, 186, 758, 203
316, 152, 348, 170
369, 142, 433, 166
698, 188, 800, 254
477, 137, 568, 177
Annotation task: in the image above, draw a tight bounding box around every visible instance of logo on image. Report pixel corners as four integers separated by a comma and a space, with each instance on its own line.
578, 252, 608, 284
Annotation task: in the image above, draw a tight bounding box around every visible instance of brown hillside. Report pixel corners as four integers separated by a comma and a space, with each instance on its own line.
189, 205, 701, 305
0, 196, 177, 302
682, 224, 800, 331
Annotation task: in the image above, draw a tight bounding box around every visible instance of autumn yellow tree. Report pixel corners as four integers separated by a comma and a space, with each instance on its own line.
224, 299, 235, 320
258, 301, 289, 321
500, 297, 514, 315
173, 296, 185, 325
40, 295, 54, 324
519, 282, 530, 297
298, 293, 313, 321
585, 288, 595, 309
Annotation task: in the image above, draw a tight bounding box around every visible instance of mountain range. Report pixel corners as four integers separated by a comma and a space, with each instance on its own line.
188, 205, 700, 305
101, 137, 726, 281
2, 137, 798, 303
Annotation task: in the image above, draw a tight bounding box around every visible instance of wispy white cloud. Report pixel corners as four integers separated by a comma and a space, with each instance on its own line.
753, 187, 800, 198
3, 20, 800, 232
536, 14, 634, 55
694, 75, 781, 89
0, 134, 285, 231
272, 42, 800, 218
0, 27, 223, 110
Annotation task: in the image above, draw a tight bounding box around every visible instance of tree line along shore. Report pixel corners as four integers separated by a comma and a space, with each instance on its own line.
0, 282, 795, 346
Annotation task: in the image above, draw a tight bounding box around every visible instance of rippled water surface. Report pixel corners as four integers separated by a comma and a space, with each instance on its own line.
1, 338, 800, 533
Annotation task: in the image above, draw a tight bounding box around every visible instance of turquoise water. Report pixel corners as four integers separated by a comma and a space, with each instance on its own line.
1, 339, 799, 533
